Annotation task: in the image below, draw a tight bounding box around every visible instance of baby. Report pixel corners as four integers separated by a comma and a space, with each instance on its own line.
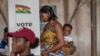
57, 24, 76, 56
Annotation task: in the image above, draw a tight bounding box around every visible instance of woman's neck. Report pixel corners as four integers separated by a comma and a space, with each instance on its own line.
19, 48, 30, 56
49, 20, 56, 24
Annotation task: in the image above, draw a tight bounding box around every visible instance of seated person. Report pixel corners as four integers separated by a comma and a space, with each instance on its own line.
7, 27, 39, 56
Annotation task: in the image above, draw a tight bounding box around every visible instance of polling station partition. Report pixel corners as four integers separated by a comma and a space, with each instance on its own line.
8, 0, 40, 56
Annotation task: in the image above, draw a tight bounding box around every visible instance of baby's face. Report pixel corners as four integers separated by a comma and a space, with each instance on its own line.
63, 26, 72, 36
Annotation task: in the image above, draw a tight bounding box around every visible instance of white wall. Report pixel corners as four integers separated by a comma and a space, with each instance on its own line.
67, 0, 91, 56
97, 0, 100, 56
8, 0, 40, 55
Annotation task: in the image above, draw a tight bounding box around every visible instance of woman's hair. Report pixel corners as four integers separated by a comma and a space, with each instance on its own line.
24, 37, 39, 49
40, 5, 57, 21
30, 38, 39, 48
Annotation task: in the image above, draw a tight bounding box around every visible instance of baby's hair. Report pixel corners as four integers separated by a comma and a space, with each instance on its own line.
63, 24, 73, 30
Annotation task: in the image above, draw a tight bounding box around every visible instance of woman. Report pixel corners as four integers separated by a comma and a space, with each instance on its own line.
40, 5, 64, 56
7, 27, 39, 56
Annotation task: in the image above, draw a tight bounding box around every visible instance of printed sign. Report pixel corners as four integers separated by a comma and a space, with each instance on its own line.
8, 0, 40, 55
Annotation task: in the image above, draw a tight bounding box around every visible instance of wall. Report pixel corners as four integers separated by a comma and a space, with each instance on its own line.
97, 0, 100, 56
0, 0, 8, 40
68, 0, 91, 56
0, 13, 6, 40
0, 0, 8, 55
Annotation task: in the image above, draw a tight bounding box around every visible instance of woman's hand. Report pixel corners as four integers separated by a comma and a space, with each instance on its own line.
41, 50, 49, 56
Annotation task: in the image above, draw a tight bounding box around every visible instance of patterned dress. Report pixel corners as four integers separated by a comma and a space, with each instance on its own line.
41, 29, 58, 56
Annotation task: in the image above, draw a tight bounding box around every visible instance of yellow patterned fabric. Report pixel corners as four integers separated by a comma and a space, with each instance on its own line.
61, 40, 71, 55
62, 47, 71, 55
41, 29, 56, 45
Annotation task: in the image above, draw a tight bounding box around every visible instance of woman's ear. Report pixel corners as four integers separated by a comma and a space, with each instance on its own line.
48, 12, 50, 18
26, 41, 30, 47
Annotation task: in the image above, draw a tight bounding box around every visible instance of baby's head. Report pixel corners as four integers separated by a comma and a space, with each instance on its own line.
63, 24, 73, 36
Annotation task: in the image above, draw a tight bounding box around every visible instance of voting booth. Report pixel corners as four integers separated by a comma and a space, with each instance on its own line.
8, 0, 40, 55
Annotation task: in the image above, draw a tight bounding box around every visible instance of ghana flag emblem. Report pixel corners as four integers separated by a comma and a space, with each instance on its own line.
16, 4, 31, 14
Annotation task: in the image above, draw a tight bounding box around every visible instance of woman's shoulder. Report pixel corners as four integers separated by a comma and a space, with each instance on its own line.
54, 20, 62, 27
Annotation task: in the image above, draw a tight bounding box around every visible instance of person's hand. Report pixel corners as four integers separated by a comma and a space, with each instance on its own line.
41, 50, 49, 56
10, 51, 17, 56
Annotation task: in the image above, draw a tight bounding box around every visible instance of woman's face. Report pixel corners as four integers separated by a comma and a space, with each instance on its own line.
12, 37, 28, 53
40, 13, 49, 22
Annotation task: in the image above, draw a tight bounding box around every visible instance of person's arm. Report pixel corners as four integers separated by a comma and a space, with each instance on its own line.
42, 23, 65, 56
